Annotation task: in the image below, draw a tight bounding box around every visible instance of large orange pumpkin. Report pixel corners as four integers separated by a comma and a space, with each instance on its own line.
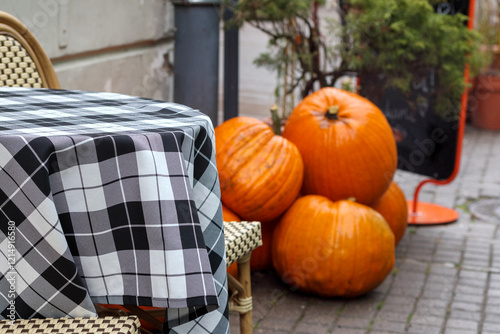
282, 88, 397, 205
372, 181, 408, 245
216, 117, 303, 222
272, 195, 395, 298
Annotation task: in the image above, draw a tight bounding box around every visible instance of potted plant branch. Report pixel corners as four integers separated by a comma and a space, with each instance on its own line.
225, 0, 483, 120
469, 0, 500, 130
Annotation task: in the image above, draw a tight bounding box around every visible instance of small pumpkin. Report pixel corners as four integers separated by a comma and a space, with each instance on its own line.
249, 218, 279, 271
272, 195, 395, 298
223, 204, 240, 277
223, 203, 278, 272
282, 88, 397, 205
222, 204, 240, 222
216, 117, 303, 222
372, 181, 408, 245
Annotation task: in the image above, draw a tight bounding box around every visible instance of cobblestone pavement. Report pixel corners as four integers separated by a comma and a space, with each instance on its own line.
229, 126, 500, 334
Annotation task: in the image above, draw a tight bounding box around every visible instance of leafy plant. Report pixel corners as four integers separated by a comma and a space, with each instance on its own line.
225, 0, 483, 118
474, 0, 500, 76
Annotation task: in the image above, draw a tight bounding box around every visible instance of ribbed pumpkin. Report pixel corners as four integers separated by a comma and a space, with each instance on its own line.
282, 88, 397, 205
372, 181, 408, 245
272, 195, 395, 298
216, 117, 303, 222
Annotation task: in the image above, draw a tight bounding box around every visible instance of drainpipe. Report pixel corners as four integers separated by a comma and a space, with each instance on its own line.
172, 0, 222, 126
223, 0, 238, 121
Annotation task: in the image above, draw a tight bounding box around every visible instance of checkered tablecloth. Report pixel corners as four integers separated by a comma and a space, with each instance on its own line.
0, 87, 228, 333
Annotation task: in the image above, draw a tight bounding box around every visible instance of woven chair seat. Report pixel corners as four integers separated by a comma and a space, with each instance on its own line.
0, 35, 42, 88
224, 221, 262, 267
0, 316, 141, 334
0, 11, 60, 89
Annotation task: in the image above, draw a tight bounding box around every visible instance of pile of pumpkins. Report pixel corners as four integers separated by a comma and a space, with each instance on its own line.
216, 88, 408, 298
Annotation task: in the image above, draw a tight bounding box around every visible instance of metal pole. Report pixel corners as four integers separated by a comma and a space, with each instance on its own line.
173, 0, 222, 126
223, 1, 239, 121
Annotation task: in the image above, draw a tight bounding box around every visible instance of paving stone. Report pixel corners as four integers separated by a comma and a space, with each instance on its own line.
427, 273, 457, 284
449, 309, 483, 321
407, 324, 442, 334
459, 270, 488, 282
458, 277, 488, 287
485, 303, 500, 315
444, 328, 479, 334
229, 314, 240, 333
462, 259, 491, 267
414, 298, 449, 317
482, 322, 500, 333
262, 296, 307, 321
429, 264, 459, 276
410, 314, 445, 327
488, 289, 500, 298
336, 316, 371, 329
371, 319, 407, 332
255, 328, 289, 334
446, 318, 479, 331
455, 284, 485, 295
453, 292, 486, 304
392, 280, 425, 291
258, 318, 297, 332
294, 321, 331, 334
389, 286, 422, 297
383, 295, 417, 307
329, 328, 366, 334
375, 308, 411, 322
435, 254, 462, 263
485, 313, 500, 324
393, 272, 427, 283
463, 252, 491, 261
372, 277, 392, 294
450, 301, 482, 313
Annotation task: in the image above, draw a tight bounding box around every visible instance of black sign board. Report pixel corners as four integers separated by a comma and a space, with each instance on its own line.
374, 0, 470, 180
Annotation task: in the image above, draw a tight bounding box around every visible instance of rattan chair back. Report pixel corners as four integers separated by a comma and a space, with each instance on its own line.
0, 11, 60, 89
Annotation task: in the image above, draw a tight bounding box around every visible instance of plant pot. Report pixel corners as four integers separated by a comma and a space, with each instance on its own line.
470, 74, 500, 130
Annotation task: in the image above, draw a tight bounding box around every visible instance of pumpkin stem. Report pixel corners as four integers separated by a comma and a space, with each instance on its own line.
347, 197, 356, 202
270, 104, 282, 135
326, 105, 340, 120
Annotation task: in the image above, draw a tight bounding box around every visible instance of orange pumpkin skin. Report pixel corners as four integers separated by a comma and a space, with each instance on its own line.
223, 203, 277, 271
249, 218, 279, 271
222, 204, 241, 222
372, 181, 408, 245
272, 195, 395, 298
223, 204, 241, 277
227, 262, 239, 277
282, 88, 397, 205
216, 117, 304, 222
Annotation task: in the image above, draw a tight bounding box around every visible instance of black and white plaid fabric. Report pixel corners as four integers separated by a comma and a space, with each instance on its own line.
0, 87, 228, 333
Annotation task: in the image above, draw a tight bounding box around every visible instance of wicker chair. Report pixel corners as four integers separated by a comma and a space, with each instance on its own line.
0, 316, 141, 334
0, 11, 60, 89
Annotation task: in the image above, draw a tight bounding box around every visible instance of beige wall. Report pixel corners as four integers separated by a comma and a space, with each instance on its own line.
0, 0, 174, 101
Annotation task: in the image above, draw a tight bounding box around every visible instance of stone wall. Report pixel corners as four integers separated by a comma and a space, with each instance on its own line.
1, 0, 174, 101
